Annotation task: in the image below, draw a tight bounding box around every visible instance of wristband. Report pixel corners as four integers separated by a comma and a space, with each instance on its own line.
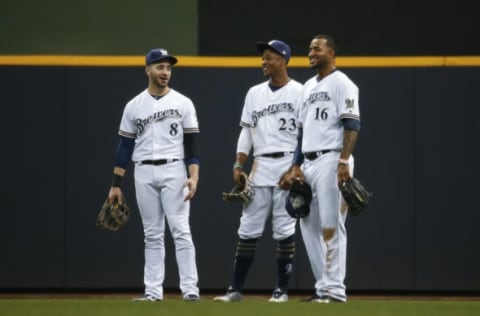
233, 161, 243, 170
338, 158, 349, 165
111, 173, 123, 187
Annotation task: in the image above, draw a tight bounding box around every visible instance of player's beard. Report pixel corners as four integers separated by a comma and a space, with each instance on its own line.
309, 55, 331, 70
310, 59, 328, 70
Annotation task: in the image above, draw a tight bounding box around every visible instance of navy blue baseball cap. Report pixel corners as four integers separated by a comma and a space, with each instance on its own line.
285, 180, 312, 219
256, 39, 291, 62
145, 48, 178, 65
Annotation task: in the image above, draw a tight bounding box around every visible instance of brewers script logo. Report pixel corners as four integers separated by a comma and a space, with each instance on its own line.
251, 102, 294, 127
135, 109, 181, 135
306, 91, 331, 105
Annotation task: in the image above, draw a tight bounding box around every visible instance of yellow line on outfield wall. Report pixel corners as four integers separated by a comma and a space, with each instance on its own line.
1, 55, 480, 67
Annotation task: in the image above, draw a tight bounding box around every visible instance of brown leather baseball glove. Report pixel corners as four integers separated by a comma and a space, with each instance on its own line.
96, 197, 130, 232
222, 172, 253, 204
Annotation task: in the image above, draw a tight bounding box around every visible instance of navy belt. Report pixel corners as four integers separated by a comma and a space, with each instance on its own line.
304, 150, 331, 160
260, 152, 294, 158
141, 159, 179, 165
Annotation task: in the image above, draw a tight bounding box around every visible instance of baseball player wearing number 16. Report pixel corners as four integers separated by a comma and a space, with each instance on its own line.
281, 34, 361, 303
107, 48, 201, 302
214, 40, 303, 303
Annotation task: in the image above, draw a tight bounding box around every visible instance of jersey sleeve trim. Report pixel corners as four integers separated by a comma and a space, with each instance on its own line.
339, 113, 360, 121
240, 121, 250, 128
118, 130, 136, 138
184, 127, 200, 133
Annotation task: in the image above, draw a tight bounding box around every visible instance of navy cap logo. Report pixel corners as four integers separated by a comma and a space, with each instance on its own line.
145, 48, 178, 66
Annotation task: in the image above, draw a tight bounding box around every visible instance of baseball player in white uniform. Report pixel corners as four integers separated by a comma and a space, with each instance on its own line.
214, 40, 303, 303
281, 34, 361, 303
107, 48, 201, 302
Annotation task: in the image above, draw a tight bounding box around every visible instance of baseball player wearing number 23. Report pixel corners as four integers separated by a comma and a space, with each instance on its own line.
282, 34, 361, 303
107, 48, 201, 302
214, 40, 303, 303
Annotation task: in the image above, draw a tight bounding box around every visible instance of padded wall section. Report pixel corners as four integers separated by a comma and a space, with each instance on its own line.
414, 69, 480, 291
0, 67, 66, 288
1, 66, 479, 292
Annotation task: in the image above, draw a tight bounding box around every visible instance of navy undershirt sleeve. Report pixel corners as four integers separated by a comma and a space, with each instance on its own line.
342, 118, 361, 131
184, 132, 200, 166
293, 127, 304, 166
114, 135, 135, 169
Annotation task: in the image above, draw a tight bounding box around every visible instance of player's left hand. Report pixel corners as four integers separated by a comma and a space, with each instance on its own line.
279, 165, 304, 190
184, 176, 198, 201
278, 169, 292, 190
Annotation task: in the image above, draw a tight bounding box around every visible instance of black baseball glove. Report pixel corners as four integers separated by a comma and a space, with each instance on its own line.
340, 177, 372, 216
96, 197, 130, 232
222, 172, 253, 204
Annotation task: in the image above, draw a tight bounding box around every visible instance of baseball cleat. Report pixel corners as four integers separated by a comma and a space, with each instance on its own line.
300, 294, 345, 303
213, 290, 242, 302
183, 293, 201, 301
132, 295, 162, 302
268, 288, 288, 303
328, 296, 346, 303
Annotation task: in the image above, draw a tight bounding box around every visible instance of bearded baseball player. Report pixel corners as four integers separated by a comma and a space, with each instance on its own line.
281, 34, 361, 303
107, 48, 201, 302
214, 40, 303, 303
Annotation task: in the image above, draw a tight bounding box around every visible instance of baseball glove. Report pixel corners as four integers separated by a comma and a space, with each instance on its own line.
96, 197, 130, 232
222, 172, 253, 204
340, 177, 372, 216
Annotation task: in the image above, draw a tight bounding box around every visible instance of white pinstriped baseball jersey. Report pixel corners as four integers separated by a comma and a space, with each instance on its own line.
118, 88, 199, 162
240, 79, 303, 156
299, 70, 360, 153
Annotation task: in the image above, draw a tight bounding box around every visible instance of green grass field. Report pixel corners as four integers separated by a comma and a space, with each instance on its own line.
1, 296, 480, 316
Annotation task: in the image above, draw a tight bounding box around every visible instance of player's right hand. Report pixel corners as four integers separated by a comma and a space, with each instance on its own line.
233, 168, 245, 187
108, 187, 123, 204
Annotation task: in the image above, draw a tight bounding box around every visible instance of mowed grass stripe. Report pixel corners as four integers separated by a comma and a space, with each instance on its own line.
1, 298, 480, 316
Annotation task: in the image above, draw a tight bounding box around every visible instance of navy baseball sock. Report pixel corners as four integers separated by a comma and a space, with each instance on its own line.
231, 238, 257, 292
275, 235, 295, 291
